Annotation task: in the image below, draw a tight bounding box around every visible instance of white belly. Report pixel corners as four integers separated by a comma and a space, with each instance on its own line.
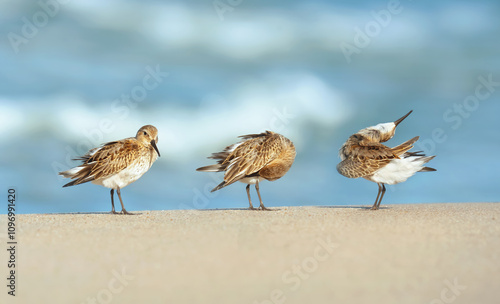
238, 176, 265, 185
92, 160, 151, 189
364, 156, 428, 185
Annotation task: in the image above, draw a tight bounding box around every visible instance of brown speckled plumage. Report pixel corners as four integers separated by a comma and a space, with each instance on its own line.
197, 131, 296, 210
59, 125, 160, 214
337, 136, 419, 179
337, 111, 435, 210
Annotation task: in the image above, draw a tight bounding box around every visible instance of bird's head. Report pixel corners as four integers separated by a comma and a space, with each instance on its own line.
136, 125, 160, 157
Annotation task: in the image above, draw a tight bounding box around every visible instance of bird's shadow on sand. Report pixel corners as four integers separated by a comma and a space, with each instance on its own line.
196, 208, 280, 212
314, 205, 391, 211
47, 212, 144, 215
46, 206, 391, 215
196, 205, 392, 211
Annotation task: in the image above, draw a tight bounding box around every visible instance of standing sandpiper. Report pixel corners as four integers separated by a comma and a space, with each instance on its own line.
197, 131, 296, 210
59, 125, 160, 214
337, 111, 436, 210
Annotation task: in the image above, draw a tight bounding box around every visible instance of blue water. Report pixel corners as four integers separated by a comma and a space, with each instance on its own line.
0, 0, 499, 214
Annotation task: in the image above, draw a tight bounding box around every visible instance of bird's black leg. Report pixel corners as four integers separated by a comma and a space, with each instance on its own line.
377, 184, 386, 209
110, 189, 118, 214
255, 182, 270, 211
246, 184, 256, 210
117, 187, 134, 215
371, 183, 383, 210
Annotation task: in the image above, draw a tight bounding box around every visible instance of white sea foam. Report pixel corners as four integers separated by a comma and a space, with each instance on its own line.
0, 101, 25, 139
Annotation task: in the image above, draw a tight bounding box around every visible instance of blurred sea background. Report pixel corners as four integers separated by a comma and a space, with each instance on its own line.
0, 0, 499, 214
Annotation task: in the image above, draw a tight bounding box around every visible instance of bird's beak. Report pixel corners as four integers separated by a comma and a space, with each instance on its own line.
394, 110, 413, 127
151, 140, 161, 157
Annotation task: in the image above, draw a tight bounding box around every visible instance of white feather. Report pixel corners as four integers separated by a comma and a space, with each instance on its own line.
91, 160, 151, 189
198, 166, 222, 172
89, 147, 100, 156
226, 156, 241, 171
366, 122, 395, 134
238, 176, 265, 185
227, 142, 243, 153
364, 156, 430, 185
60, 164, 91, 177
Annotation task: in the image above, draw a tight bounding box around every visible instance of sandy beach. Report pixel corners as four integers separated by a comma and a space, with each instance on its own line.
1, 203, 499, 304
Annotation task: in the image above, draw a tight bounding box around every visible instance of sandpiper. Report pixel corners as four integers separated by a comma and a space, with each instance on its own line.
337, 110, 436, 210
197, 131, 296, 210
59, 125, 160, 215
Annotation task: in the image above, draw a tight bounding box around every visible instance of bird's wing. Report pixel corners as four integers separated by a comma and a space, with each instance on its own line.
64, 139, 138, 185
337, 142, 394, 178
337, 157, 391, 178
222, 133, 282, 186
390, 136, 419, 157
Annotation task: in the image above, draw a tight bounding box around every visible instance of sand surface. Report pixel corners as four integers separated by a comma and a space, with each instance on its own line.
1, 203, 499, 304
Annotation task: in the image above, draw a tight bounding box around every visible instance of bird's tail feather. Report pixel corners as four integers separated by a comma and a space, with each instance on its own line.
196, 164, 225, 172
211, 181, 227, 192
391, 136, 419, 157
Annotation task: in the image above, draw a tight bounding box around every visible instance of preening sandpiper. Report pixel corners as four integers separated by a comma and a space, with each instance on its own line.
197, 131, 296, 210
59, 125, 160, 215
337, 111, 436, 210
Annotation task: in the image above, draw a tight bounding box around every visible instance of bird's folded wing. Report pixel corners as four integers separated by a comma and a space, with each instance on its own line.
337, 157, 391, 178
337, 143, 394, 178
223, 136, 281, 186
72, 140, 138, 183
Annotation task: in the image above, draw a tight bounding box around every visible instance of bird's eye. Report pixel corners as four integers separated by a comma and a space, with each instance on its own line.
143, 131, 147, 136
